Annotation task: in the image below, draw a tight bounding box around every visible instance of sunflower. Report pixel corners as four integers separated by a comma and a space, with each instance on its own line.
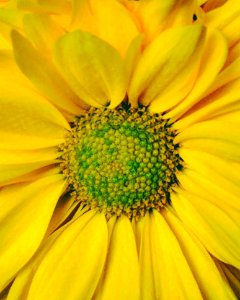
0, 0, 240, 299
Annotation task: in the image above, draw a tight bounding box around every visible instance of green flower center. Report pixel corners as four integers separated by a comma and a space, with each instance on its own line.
60, 105, 183, 219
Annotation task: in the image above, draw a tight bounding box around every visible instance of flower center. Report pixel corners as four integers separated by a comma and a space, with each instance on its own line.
60, 105, 183, 220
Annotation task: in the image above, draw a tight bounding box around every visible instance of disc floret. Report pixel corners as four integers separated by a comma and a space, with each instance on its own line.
60, 105, 183, 220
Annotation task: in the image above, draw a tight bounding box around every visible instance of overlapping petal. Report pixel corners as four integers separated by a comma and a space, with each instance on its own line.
54, 30, 127, 108
93, 216, 140, 300
71, 0, 139, 57
138, 210, 202, 300
27, 211, 108, 300
0, 174, 66, 291
172, 190, 240, 268
11, 30, 86, 116
128, 24, 205, 107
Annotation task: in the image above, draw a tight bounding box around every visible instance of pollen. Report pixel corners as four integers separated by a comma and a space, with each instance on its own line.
59, 104, 183, 220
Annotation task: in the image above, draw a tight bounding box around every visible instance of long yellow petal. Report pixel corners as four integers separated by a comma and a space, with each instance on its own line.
176, 119, 240, 145
54, 30, 127, 108
126, 0, 197, 44
71, 0, 138, 57
8, 208, 92, 299
177, 168, 240, 214
143, 210, 202, 300
217, 262, 240, 299
27, 211, 108, 300
0, 161, 57, 186
0, 77, 69, 149
138, 213, 155, 300
0, 148, 59, 185
7, 227, 64, 300
166, 27, 228, 120
176, 120, 240, 161
164, 209, 237, 300
179, 148, 240, 188
11, 30, 86, 115
93, 215, 140, 300
0, 174, 66, 291
17, 0, 71, 14
128, 24, 205, 107
23, 13, 64, 55
206, 0, 240, 46
175, 85, 240, 130
0, 148, 58, 164
172, 191, 240, 268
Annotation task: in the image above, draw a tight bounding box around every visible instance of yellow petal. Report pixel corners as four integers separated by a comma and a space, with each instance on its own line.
209, 57, 240, 97
0, 174, 66, 291
206, 0, 240, 46
172, 191, 240, 268
128, 24, 205, 107
164, 209, 237, 300
23, 13, 64, 55
128, 0, 197, 44
17, 0, 71, 14
176, 119, 240, 145
0, 7, 23, 29
166, 27, 228, 120
180, 148, 240, 188
7, 226, 67, 300
0, 76, 69, 150
11, 30, 86, 116
175, 81, 240, 129
0, 161, 56, 186
54, 30, 127, 108
71, 0, 139, 57
124, 34, 143, 87
8, 208, 90, 300
3, 165, 60, 187
202, 0, 227, 11
176, 120, 240, 161
177, 168, 240, 214
0, 148, 58, 164
140, 210, 202, 300
137, 213, 155, 300
217, 262, 240, 299
93, 215, 140, 300
27, 211, 108, 300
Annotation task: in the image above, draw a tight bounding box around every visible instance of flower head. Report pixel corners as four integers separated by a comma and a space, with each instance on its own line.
0, 0, 240, 299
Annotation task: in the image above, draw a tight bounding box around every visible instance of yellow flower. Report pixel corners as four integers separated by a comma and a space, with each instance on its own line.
0, 0, 240, 299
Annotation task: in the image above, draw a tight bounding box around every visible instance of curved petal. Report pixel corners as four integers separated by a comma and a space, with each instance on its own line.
176, 120, 240, 145
138, 210, 202, 300
164, 209, 237, 300
17, 0, 71, 14
0, 77, 69, 149
128, 24, 205, 107
175, 82, 240, 130
0, 148, 59, 186
176, 120, 240, 161
177, 168, 240, 214
0, 174, 66, 291
166, 28, 228, 120
93, 215, 140, 300
206, 0, 240, 47
71, 0, 139, 57
172, 191, 240, 268
11, 30, 86, 116
54, 30, 127, 108
122, 0, 197, 44
27, 211, 108, 300
23, 13, 64, 55
217, 262, 240, 299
